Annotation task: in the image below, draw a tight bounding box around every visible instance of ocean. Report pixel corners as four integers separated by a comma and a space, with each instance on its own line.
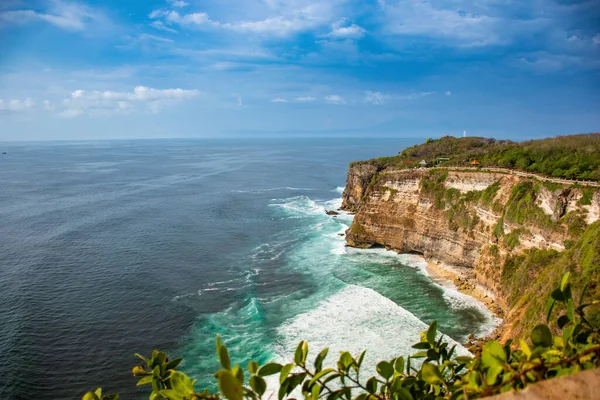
0, 139, 497, 399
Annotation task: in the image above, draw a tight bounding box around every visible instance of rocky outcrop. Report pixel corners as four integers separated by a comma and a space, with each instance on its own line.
341, 165, 599, 332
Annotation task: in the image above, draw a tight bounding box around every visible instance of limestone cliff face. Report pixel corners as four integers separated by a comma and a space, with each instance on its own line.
341, 165, 599, 320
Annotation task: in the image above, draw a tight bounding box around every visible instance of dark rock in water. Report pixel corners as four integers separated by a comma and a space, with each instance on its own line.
326, 210, 339, 215
338, 233, 344, 236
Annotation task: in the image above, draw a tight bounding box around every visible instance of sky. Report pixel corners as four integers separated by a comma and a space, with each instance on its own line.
0, 0, 599, 141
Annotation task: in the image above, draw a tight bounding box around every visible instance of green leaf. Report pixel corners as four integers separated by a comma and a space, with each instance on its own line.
216, 335, 222, 352
82, 392, 100, 400
219, 345, 231, 370
562, 325, 575, 343
136, 375, 153, 386
560, 272, 570, 291
356, 350, 367, 369
218, 370, 243, 400
248, 361, 259, 375
169, 371, 195, 397
395, 387, 414, 400
481, 341, 506, 368
134, 353, 150, 364
411, 342, 430, 350
376, 361, 394, 380
486, 365, 503, 385
278, 379, 289, 400
546, 298, 556, 322
426, 349, 439, 361
103, 395, 119, 400
279, 363, 295, 384
338, 351, 353, 370
159, 389, 184, 400
420, 363, 442, 384
558, 315, 571, 329
294, 340, 308, 365
531, 324, 553, 347
394, 357, 405, 374
258, 363, 282, 377
308, 368, 335, 387
165, 358, 184, 371
314, 348, 329, 372
232, 365, 244, 383
426, 321, 438, 344
311, 383, 322, 400
249, 375, 267, 397
519, 339, 531, 358
366, 377, 378, 394
551, 288, 565, 302
455, 356, 472, 365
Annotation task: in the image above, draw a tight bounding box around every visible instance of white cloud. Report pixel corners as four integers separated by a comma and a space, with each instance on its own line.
222, 16, 319, 36
325, 94, 345, 104
328, 21, 366, 39
445, 91, 452, 96
164, 10, 211, 25
270, 98, 288, 103
150, 20, 178, 33
149, 6, 326, 36
0, 1, 97, 31
0, 98, 35, 112
167, 0, 189, 8
379, 0, 549, 47
58, 86, 200, 118
594, 34, 600, 45
295, 96, 315, 101
364, 91, 388, 104
237, 95, 243, 107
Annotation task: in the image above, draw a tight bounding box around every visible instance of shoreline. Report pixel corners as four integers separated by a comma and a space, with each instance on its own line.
422, 256, 504, 347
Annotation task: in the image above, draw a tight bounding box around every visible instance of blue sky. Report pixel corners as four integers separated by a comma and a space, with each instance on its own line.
0, 0, 599, 141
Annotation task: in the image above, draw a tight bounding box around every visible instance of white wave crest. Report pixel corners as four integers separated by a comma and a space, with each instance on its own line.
268, 196, 326, 217
275, 285, 470, 379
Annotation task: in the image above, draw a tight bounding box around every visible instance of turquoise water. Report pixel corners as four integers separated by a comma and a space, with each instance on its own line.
0, 139, 497, 398
178, 194, 497, 389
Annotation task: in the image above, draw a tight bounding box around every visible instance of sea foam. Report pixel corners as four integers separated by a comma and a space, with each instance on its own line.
274, 284, 470, 386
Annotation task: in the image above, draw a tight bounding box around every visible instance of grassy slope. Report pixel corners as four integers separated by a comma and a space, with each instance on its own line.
352, 133, 600, 182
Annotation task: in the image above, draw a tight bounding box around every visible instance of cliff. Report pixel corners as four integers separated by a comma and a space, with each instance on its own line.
342, 165, 600, 340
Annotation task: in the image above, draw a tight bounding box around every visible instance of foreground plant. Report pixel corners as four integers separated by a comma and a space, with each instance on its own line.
84, 273, 599, 400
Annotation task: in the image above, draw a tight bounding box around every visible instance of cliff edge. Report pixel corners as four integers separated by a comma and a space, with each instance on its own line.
342, 164, 600, 340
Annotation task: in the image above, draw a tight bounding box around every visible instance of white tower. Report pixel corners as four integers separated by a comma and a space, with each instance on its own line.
463, 130, 467, 138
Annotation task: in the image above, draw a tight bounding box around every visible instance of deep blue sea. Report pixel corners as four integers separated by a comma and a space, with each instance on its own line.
0, 139, 496, 399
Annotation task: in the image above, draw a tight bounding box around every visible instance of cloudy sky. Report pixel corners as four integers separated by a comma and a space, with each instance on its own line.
0, 0, 599, 141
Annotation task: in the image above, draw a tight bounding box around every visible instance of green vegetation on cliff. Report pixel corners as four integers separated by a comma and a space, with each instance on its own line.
85, 277, 600, 400
351, 134, 600, 182
503, 222, 600, 338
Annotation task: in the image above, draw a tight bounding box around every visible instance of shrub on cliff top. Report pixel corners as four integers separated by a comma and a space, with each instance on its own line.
351, 134, 600, 182
85, 274, 599, 400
